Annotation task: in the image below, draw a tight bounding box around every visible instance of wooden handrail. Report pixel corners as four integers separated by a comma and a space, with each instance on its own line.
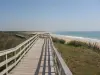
0, 34, 39, 75
49, 35, 73, 75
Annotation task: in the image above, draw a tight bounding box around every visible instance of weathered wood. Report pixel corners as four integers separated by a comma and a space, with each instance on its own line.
8, 39, 44, 75
0, 34, 39, 75
0, 33, 73, 75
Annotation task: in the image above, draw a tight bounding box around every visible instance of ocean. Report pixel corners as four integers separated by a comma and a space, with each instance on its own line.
55, 31, 100, 39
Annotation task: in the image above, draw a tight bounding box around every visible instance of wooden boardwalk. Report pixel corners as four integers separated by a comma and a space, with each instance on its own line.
8, 38, 55, 75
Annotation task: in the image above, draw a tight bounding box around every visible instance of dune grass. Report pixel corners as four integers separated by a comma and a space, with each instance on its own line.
54, 39, 100, 75
0, 31, 31, 51
67, 40, 100, 54
0, 31, 33, 72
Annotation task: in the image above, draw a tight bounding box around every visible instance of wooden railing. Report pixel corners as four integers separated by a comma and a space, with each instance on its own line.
0, 34, 39, 75
49, 36, 73, 75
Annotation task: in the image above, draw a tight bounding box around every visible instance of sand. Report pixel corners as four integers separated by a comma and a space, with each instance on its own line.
51, 34, 100, 47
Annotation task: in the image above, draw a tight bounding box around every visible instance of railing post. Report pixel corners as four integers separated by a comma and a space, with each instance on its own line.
6, 53, 8, 75
59, 65, 62, 75
14, 50, 16, 63
53, 53, 58, 75
19, 47, 22, 58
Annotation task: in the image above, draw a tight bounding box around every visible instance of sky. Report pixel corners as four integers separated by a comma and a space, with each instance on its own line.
0, 0, 100, 31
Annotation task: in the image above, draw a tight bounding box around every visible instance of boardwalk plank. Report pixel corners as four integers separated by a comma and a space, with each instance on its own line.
8, 38, 55, 75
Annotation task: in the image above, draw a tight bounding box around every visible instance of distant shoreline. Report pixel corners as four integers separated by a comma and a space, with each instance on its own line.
51, 34, 100, 44
55, 31, 100, 40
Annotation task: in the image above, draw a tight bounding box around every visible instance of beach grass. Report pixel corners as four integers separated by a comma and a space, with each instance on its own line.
67, 40, 100, 54
0, 31, 33, 72
53, 38, 100, 75
0, 31, 32, 51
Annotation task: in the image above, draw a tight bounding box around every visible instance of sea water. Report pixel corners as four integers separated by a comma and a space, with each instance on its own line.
55, 31, 100, 39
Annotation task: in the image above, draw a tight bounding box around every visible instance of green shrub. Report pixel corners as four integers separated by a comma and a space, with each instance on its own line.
67, 40, 87, 47
59, 39, 65, 44
52, 37, 65, 44
52, 37, 59, 43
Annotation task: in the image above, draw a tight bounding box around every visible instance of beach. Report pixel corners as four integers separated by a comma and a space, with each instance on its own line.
51, 34, 100, 47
